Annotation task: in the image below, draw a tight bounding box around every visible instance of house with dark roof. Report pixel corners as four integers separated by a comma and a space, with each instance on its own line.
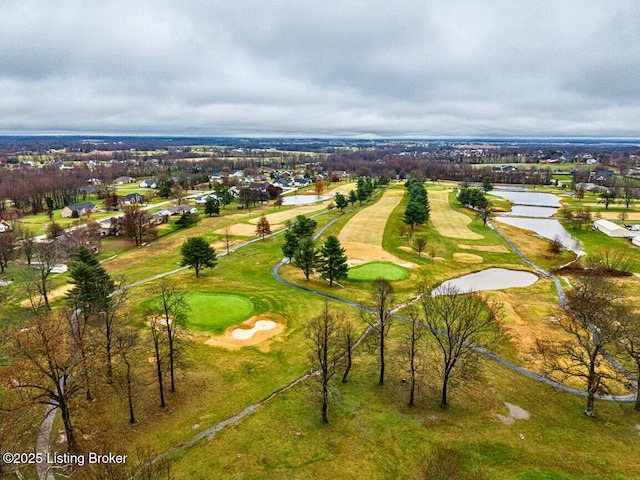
61, 202, 99, 218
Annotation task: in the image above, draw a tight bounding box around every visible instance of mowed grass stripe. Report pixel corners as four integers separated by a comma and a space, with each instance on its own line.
429, 189, 483, 240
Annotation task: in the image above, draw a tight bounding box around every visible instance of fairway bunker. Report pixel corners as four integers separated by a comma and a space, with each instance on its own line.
348, 261, 409, 281
205, 314, 286, 350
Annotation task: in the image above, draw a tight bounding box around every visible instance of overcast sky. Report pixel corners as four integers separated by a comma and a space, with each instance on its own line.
1, 1, 639, 138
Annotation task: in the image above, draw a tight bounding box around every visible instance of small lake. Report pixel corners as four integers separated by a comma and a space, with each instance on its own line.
280, 194, 331, 206
489, 189, 562, 208
432, 268, 539, 295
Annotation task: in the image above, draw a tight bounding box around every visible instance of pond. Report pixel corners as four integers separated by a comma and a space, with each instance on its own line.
432, 268, 539, 295
490, 187, 583, 255
280, 194, 332, 206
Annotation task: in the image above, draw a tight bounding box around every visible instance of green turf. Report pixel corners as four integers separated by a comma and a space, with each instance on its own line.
185, 293, 255, 332
347, 261, 409, 281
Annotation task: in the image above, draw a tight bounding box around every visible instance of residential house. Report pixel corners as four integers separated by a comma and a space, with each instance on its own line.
209, 173, 224, 182
593, 219, 631, 238
139, 179, 157, 188
119, 193, 146, 205
61, 202, 99, 218
195, 194, 221, 205
163, 205, 198, 216
113, 176, 136, 185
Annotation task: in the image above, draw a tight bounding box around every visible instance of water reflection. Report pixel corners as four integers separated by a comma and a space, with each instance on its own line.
432, 268, 539, 295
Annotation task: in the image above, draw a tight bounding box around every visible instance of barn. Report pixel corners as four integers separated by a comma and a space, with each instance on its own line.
593, 219, 631, 238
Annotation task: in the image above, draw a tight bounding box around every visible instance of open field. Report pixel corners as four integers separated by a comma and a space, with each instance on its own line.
429, 189, 484, 240
338, 188, 414, 267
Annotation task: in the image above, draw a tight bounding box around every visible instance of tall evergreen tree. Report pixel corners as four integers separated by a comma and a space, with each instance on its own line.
293, 237, 319, 281
180, 237, 217, 277
318, 236, 348, 286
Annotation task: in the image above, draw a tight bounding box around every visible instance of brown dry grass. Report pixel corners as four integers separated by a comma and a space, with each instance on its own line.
203, 313, 286, 351
19, 284, 73, 308
214, 223, 284, 237
248, 204, 326, 225
452, 252, 484, 263
457, 243, 510, 253
429, 189, 484, 240
338, 189, 414, 267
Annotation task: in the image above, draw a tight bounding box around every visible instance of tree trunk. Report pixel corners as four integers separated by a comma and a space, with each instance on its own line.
321, 381, 329, 423
441, 372, 449, 408
154, 342, 165, 408
635, 367, 640, 412
59, 400, 78, 454
409, 344, 416, 407
126, 365, 135, 424
342, 337, 352, 383
379, 336, 385, 386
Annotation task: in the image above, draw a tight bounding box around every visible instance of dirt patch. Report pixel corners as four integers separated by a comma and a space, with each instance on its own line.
249, 204, 326, 225
430, 189, 484, 240
398, 246, 428, 257
497, 402, 530, 425
453, 252, 484, 263
19, 284, 73, 308
457, 243, 510, 253
338, 189, 415, 268
204, 313, 285, 351
433, 256, 446, 262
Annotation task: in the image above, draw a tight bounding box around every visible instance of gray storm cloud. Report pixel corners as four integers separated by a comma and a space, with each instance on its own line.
0, 0, 638, 137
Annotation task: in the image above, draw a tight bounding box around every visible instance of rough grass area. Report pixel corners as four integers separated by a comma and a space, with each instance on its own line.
186, 293, 255, 333
347, 261, 409, 282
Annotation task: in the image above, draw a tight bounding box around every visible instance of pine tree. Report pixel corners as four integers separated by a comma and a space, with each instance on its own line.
293, 237, 319, 280
318, 236, 348, 286
403, 202, 428, 230
180, 237, 217, 277
204, 197, 220, 217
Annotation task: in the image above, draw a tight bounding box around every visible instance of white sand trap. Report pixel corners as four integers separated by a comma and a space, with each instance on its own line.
231, 320, 277, 340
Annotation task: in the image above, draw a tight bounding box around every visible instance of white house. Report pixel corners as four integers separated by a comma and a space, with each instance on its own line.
140, 179, 157, 188
593, 219, 631, 238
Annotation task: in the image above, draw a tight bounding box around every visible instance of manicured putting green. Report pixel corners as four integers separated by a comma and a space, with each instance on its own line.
185, 293, 254, 333
347, 261, 408, 281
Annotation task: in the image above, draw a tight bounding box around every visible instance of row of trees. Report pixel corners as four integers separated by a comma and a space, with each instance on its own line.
403, 178, 430, 229
307, 279, 498, 423
282, 215, 348, 286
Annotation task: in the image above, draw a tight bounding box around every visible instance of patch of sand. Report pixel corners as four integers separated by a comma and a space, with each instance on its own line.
457, 244, 510, 253
497, 402, 530, 425
433, 256, 446, 262
215, 223, 283, 237
453, 252, 484, 263
19, 284, 73, 308
338, 189, 415, 268
231, 320, 276, 339
205, 313, 285, 350
429, 189, 484, 240
399, 245, 428, 257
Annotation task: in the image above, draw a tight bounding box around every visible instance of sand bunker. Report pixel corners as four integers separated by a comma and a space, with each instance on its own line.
231, 320, 277, 340
205, 314, 285, 350
453, 252, 484, 263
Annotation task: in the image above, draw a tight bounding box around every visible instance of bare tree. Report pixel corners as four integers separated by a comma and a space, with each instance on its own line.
538, 271, 628, 416
171, 185, 186, 205
113, 326, 141, 423
18, 241, 61, 311
342, 319, 354, 383
2, 310, 83, 452
19, 226, 35, 265
149, 279, 189, 393
95, 277, 129, 381
413, 236, 427, 258
548, 236, 564, 257
149, 317, 166, 408
361, 278, 394, 386
122, 204, 157, 247
223, 226, 232, 255
306, 299, 344, 423
0, 232, 16, 273
398, 306, 427, 407
420, 285, 498, 408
